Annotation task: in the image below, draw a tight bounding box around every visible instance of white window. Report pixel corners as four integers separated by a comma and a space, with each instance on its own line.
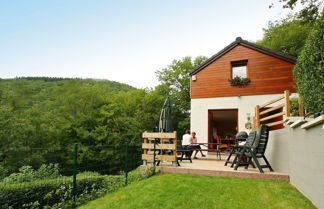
232, 60, 248, 78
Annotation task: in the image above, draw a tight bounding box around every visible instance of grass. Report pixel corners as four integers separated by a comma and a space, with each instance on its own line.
78, 174, 315, 209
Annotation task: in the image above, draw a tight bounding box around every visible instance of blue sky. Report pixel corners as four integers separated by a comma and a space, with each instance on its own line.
0, 0, 290, 88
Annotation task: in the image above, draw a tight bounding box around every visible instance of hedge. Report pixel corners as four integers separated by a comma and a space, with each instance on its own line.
294, 13, 324, 113
290, 98, 299, 116
0, 167, 155, 209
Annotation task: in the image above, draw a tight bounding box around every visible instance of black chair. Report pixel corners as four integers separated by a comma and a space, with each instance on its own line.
233, 125, 274, 173
224, 131, 257, 166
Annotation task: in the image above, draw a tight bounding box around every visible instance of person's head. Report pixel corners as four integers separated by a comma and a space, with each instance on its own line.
185, 130, 190, 134
191, 131, 196, 137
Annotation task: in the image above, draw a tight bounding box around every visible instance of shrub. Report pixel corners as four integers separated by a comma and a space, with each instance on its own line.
0, 177, 71, 209
290, 98, 299, 116
128, 166, 155, 182
294, 14, 324, 113
2, 166, 36, 184
0, 175, 106, 209
2, 164, 60, 184
0, 167, 154, 209
34, 164, 60, 179
0, 165, 8, 180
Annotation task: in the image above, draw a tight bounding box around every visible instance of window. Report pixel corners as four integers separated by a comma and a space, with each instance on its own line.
231, 60, 248, 78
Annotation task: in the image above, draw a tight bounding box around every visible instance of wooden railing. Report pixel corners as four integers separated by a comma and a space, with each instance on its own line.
142, 132, 177, 166
253, 90, 305, 130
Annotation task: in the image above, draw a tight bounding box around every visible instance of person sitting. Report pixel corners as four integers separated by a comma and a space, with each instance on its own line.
182, 130, 193, 159
191, 131, 206, 159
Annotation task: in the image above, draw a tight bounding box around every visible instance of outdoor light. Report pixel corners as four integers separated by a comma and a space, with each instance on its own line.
247, 113, 251, 121
245, 113, 252, 129
192, 75, 197, 81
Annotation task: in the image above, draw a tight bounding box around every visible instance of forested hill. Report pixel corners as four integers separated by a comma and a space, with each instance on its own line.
0, 77, 164, 174
5, 77, 135, 92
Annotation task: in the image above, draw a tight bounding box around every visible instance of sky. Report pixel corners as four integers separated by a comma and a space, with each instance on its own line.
0, 0, 292, 88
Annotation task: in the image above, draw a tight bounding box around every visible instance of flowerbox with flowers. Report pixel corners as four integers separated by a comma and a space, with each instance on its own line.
228, 76, 251, 87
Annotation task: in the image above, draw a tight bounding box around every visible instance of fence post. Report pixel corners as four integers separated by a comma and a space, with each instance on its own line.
72, 143, 78, 202
153, 138, 156, 170
255, 105, 260, 128
284, 90, 291, 117
124, 143, 128, 185
298, 95, 305, 116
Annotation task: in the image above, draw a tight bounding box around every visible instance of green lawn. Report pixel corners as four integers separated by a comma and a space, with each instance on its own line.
78, 174, 315, 209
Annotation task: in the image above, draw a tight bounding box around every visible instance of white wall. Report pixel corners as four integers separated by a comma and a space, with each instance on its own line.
190, 94, 283, 143
266, 124, 324, 209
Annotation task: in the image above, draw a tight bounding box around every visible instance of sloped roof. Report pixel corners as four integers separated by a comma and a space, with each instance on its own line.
189, 37, 296, 76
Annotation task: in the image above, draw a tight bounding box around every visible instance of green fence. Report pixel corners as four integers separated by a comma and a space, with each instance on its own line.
0, 144, 149, 209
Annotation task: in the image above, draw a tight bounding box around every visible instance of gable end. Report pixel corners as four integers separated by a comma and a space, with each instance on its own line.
189, 37, 296, 76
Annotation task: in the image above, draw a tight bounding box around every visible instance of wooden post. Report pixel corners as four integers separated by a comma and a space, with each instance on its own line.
252, 116, 256, 131
284, 90, 290, 117
255, 105, 260, 128
298, 95, 305, 116
143, 131, 148, 165
172, 131, 178, 167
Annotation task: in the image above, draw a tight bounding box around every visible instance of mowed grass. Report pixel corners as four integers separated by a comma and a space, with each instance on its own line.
78, 174, 315, 209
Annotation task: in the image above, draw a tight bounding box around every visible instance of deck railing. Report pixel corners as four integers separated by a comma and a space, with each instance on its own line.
253, 90, 305, 130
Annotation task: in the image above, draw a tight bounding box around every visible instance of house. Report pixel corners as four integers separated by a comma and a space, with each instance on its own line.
189, 37, 296, 145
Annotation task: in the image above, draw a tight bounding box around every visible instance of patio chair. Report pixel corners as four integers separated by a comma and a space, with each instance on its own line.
215, 134, 228, 151
233, 125, 274, 173
224, 131, 257, 166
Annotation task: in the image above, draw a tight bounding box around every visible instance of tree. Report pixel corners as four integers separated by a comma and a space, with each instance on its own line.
0, 78, 153, 174
257, 18, 312, 57
156, 56, 208, 113
155, 56, 208, 135
294, 13, 324, 113
270, 0, 323, 23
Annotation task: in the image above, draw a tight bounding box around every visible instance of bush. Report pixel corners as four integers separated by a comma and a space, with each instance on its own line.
0, 165, 8, 180
290, 98, 299, 116
0, 167, 154, 209
128, 166, 155, 182
2, 164, 60, 184
294, 14, 324, 113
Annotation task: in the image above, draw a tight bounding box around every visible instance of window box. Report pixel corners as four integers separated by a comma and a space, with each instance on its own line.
228, 76, 251, 87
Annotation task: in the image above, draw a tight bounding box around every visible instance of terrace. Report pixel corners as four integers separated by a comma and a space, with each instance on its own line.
141, 91, 296, 181
153, 157, 289, 181
142, 118, 289, 182
142, 91, 324, 208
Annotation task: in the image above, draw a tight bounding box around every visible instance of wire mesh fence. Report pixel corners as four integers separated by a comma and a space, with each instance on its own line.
0, 143, 148, 209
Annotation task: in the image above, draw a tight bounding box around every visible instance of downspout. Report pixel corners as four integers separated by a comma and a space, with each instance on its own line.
189, 74, 192, 99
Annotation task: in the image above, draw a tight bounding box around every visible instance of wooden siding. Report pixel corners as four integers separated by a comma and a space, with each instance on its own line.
191, 45, 296, 98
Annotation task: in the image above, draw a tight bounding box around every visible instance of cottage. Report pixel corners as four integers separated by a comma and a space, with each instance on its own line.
189, 37, 296, 145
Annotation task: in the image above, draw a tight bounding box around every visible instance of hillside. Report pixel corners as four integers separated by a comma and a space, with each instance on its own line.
1, 77, 135, 92
0, 77, 163, 175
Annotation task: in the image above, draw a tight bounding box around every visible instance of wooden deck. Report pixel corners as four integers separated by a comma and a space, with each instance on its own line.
144, 155, 289, 181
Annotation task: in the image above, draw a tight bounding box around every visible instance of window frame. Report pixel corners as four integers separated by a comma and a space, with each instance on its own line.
231, 60, 249, 79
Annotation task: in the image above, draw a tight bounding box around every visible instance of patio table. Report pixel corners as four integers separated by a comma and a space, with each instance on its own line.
220, 138, 237, 151
193, 143, 222, 159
